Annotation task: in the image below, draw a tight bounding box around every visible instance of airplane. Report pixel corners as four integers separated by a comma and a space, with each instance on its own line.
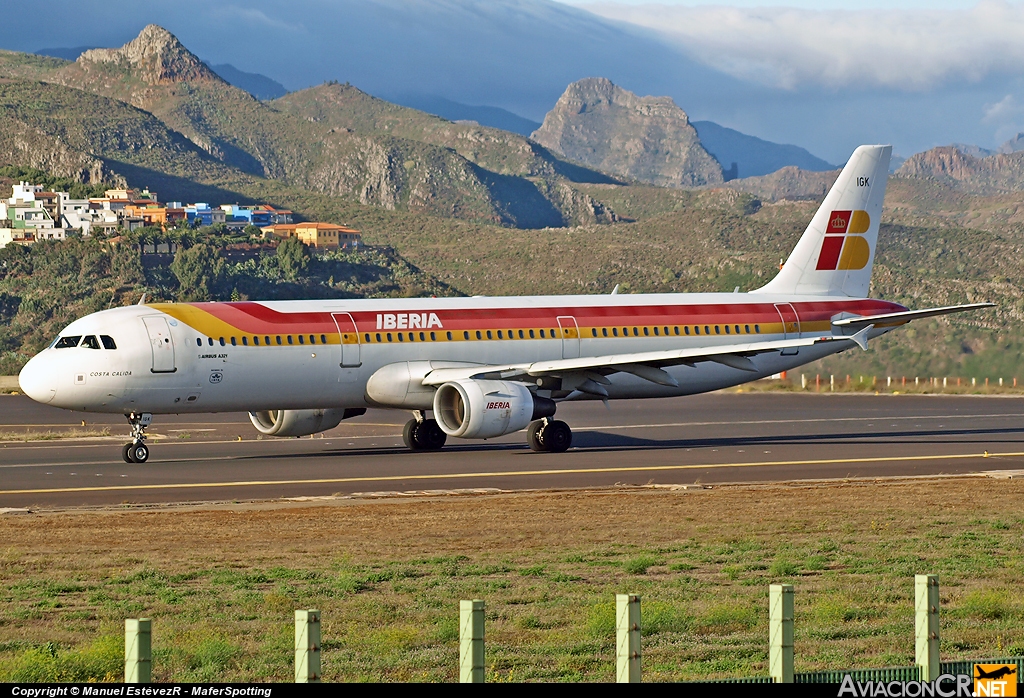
17, 145, 993, 463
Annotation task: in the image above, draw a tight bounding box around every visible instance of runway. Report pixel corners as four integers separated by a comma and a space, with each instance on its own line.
1, 391, 1023, 508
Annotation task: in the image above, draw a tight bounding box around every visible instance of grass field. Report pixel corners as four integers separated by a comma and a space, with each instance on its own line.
1, 479, 1022, 682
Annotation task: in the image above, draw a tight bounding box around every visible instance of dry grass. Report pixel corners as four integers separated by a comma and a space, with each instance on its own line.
0, 427, 112, 442
1, 479, 1023, 682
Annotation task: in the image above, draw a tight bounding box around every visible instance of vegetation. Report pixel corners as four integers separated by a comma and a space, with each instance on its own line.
0, 480, 1021, 681
0, 225, 456, 374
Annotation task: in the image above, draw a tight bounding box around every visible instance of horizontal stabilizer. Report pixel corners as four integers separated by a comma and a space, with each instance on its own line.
832, 303, 995, 329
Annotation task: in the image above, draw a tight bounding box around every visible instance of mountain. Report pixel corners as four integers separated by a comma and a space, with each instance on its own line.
208, 64, 288, 101
0, 26, 618, 229
999, 133, 1024, 154
531, 78, 723, 188
390, 95, 541, 137
691, 121, 835, 180
723, 166, 840, 202
896, 147, 1024, 194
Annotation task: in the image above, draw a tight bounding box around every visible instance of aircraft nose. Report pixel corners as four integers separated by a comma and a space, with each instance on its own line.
18, 354, 57, 404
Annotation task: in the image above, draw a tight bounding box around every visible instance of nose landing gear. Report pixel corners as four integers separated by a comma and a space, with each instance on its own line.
122, 412, 152, 463
527, 418, 572, 453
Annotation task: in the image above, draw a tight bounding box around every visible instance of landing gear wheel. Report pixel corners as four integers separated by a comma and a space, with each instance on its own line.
417, 419, 447, 451
128, 442, 149, 463
543, 420, 573, 453
403, 419, 421, 450
527, 420, 545, 452
124, 412, 153, 462
403, 419, 448, 451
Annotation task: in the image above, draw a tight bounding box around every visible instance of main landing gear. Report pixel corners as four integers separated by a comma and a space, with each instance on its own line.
403, 413, 447, 451
527, 418, 572, 453
122, 412, 152, 463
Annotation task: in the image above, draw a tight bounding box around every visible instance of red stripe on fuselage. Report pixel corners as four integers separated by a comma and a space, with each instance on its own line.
190, 299, 906, 334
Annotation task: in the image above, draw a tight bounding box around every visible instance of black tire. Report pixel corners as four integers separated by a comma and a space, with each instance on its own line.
543, 420, 572, 453
122, 443, 134, 463
527, 420, 546, 452
130, 442, 149, 463
418, 419, 447, 451
402, 419, 422, 450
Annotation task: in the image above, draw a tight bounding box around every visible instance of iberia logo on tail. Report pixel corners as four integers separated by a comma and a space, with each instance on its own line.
815, 210, 871, 271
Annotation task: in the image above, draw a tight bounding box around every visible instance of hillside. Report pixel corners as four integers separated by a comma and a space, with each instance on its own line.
531, 77, 723, 188
0, 27, 616, 228
692, 121, 836, 179
896, 146, 1024, 194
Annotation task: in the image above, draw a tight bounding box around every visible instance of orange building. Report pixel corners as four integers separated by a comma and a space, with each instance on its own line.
122, 205, 186, 228
262, 222, 361, 250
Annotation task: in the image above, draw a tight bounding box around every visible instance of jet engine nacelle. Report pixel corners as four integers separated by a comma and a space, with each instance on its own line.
248, 408, 366, 437
433, 379, 555, 439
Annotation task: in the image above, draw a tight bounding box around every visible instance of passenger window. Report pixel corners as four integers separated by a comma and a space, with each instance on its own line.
612, 328, 619, 337
276, 336, 282, 345
715, 326, 721, 334
320, 335, 327, 344
265, 336, 271, 345
673, 326, 679, 335
196, 338, 202, 347
301, 335, 307, 344
376, 333, 382, 342
219, 337, 226, 346
231, 337, 237, 346
705, 326, 710, 334
755, 325, 761, 333
208, 337, 214, 346
725, 325, 731, 334
464, 331, 470, 340
529, 329, 535, 338
591, 329, 596, 337
420, 332, 426, 341
684, 326, 691, 335
446, 331, 452, 340
100, 335, 117, 350
242, 337, 248, 346
633, 327, 638, 336
387, 333, 393, 342
476, 331, 482, 340
254, 337, 260, 346
398, 333, 404, 342
540, 329, 546, 338
82, 335, 101, 349
310, 335, 316, 345
602, 328, 608, 337
735, 325, 741, 334
518, 330, 524, 339
430, 332, 436, 341
287, 336, 294, 345
745, 325, 750, 334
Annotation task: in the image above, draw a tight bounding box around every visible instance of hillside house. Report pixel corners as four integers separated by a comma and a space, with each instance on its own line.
262, 222, 361, 250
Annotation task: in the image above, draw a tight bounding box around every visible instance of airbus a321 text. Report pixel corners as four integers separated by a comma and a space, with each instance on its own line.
18, 145, 993, 463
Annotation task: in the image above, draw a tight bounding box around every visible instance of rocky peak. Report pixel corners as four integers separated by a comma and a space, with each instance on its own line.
79, 25, 222, 85
531, 77, 722, 188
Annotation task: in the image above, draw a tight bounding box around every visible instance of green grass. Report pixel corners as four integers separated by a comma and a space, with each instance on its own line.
0, 483, 1022, 681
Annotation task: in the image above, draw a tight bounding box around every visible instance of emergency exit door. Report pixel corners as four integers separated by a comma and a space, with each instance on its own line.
142, 316, 176, 373
557, 316, 580, 359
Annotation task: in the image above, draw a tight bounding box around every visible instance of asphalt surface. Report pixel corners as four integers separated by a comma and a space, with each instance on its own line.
1, 391, 1023, 508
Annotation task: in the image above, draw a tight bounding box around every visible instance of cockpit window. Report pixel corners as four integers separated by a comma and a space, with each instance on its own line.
101, 335, 117, 350
54, 336, 82, 349
81, 335, 101, 350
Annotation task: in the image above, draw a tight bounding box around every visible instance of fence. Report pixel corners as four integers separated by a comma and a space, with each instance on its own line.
120, 573, 1019, 683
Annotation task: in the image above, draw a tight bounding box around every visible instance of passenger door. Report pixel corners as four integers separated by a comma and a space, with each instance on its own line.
331, 312, 361, 382
557, 316, 581, 359
142, 316, 176, 373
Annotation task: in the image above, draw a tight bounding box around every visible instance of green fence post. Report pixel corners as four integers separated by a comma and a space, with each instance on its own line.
460, 599, 485, 683
769, 584, 794, 683
616, 593, 641, 683
124, 618, 151, 683
916, 575, 940, 681
295, 609, 321, 683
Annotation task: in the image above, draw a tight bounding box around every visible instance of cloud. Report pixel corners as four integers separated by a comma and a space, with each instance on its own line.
983, 94, 1024, 141
579, 1, 1024, 91
208, 5, 305, 33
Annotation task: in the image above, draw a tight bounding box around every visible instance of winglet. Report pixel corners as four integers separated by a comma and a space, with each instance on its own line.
851, 325, 871, 351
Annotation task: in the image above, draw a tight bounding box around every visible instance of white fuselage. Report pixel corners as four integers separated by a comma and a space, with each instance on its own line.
18, 292, 903, 415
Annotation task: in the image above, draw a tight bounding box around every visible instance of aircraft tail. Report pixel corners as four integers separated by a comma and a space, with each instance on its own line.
752, 144, 892, 298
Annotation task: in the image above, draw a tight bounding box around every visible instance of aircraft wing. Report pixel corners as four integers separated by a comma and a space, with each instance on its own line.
421, 330, 868, 392
831, 302, 995, 329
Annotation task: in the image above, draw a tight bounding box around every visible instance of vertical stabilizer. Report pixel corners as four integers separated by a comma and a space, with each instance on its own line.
752, 145, 891, 297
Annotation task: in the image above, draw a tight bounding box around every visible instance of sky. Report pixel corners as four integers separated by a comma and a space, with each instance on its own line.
2, 0, 1023, 163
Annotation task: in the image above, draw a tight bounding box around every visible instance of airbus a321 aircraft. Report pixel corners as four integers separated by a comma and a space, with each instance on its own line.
18, 145, 993, 463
